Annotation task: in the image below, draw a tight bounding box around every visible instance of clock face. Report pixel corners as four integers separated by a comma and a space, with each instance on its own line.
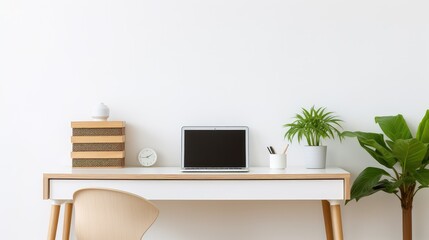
138, 148, 157, 167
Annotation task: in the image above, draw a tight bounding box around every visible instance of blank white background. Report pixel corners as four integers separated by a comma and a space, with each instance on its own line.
1, 0, 428, 239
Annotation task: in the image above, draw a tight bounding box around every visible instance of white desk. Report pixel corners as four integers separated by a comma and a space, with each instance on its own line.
43, 167, 350, 240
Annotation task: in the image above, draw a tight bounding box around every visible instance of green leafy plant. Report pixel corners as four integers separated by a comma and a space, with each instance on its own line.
343, 110, 429, 240
283, 106, 343, 146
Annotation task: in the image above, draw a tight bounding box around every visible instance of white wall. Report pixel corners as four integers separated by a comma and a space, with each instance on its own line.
1, 0, 428, 239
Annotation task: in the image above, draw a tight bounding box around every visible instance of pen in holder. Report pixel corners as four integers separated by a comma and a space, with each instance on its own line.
269, 154, 287, 169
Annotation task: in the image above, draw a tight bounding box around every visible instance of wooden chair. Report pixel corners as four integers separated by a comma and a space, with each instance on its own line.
73, 188, 159, 240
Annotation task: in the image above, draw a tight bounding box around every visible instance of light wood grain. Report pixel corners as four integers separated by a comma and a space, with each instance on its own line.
47, 204, 60, 240
322, 200, 334, 240
45, 172, 346, 180
71, 136, 125, 143
71, 151, 125, 159
45, 172, 350, 181
73, 188, 158, 240
331, 204, 344, 240
62, 203, 73, 240
43, 175, 50, 200
344, 175, 350, 200
71, 121, 125, 128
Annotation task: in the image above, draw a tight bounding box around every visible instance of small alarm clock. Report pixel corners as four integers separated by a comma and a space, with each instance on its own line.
138, 148, 157, 167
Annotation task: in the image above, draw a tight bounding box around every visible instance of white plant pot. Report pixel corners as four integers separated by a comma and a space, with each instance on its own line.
304, 146, 327, 169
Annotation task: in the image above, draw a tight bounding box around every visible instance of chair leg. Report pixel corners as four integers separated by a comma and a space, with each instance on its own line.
47, 202, 61, 240
321, 200, 334, 240
329, 201, 344, 240
62, 202, 73, 240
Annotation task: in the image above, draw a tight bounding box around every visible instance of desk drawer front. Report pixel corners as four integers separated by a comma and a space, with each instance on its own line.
50, 179, 344, 200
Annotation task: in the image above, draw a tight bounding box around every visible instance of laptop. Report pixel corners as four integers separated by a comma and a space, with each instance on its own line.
181, 126, 249, 172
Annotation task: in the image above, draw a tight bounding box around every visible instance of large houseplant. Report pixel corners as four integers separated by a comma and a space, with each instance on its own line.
283, 106, 343, 168
343, 110, 429, 240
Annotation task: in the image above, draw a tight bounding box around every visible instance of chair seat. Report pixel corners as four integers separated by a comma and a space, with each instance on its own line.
73, 188, 159, 240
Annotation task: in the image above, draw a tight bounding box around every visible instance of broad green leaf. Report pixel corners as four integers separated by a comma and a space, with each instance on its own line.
358, 138, 396, 168
414, 169, 429, 186
343, 131, 388, 148
392, 139, 427, 171
417, 121, 429, 143
358, 144, 391, 167
422, 145, 429, 165
350, 167, 392, 202
416, 110, 429, 143
386, 140, 395, 150
343, 131, 396, 168
374, 179, 400, 194
375, 115, 412, 141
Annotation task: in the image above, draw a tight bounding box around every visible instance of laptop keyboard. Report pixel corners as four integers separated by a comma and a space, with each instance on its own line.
182, 167, 249, 172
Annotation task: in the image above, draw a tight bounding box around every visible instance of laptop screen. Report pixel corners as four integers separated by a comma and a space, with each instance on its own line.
182, 127, 248, 169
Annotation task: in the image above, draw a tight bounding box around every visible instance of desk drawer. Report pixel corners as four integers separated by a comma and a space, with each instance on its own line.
50, 179, 344, 200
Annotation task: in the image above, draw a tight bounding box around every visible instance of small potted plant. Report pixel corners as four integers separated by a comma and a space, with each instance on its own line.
283, 106, 343, 168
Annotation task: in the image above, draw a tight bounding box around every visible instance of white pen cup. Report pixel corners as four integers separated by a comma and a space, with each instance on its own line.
269, 154, 287, 169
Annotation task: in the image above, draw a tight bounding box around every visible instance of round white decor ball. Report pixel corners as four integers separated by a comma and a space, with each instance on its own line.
92, 103, 110, 121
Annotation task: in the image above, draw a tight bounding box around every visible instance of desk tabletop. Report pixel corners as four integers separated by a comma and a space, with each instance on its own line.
43, 167, 349, 180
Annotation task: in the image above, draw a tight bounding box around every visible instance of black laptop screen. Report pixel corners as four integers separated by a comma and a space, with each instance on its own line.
184, 129, 247, 168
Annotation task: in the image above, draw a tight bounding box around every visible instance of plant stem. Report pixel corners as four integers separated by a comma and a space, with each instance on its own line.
400, 184, 415, 240
402, 206, 412, 240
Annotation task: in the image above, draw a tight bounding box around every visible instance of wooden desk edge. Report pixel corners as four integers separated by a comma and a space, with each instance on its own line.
344, 174, 351, 200
43, 174, 50, 200
43, 172, 351, 200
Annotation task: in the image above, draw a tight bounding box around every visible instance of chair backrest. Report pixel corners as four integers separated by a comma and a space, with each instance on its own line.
73, 188, 159, 240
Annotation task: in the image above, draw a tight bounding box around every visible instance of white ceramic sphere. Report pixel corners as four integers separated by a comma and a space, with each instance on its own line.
92, 103, 110, 121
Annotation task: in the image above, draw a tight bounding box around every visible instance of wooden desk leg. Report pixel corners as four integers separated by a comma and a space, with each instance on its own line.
322, 200, 334, 240
62, 202, 73, 240
329, 201, 344, 240
47, 201, 62, 240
